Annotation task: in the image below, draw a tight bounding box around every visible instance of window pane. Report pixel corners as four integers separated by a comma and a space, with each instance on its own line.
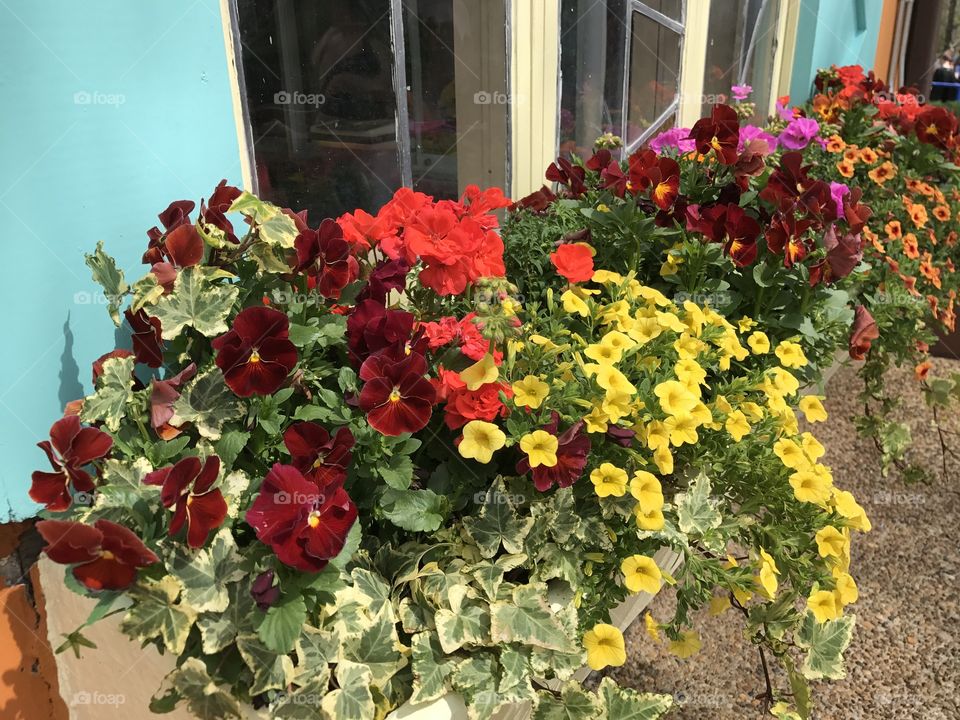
404, 0, 508, 198
635, 0, 683, 22
236, 0, 402, 219
625, 10, 681, 145
559, 0, 628, 158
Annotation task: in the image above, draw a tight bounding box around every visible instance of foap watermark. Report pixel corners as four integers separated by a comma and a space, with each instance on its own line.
268, 290, 326, 306
673, 290, 733, 307
274, 90, 326, 108
473, 90, 523, 106
273, 491, 325, 506
73, 290, 110, 306
474, 490, 526, 506
71, 691, 126, 707
73, 90, 126, 108
870, 490, 927, 506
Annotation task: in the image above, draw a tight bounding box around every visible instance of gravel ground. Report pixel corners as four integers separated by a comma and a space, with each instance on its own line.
611, 358, 960, 720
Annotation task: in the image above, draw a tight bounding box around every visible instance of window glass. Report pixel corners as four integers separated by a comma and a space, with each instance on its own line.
625, 10, 681, 145
636, 0, 683, 22
559, 0, 627, 159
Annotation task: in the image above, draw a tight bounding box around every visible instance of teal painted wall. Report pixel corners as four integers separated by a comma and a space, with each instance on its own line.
790, 0, 885, 103
0, 2, 241, 518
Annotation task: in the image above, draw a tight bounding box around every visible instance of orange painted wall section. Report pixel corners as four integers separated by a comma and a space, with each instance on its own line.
874, 0, 901, 82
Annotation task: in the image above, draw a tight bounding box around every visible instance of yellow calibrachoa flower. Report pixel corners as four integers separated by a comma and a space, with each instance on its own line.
674, 333, 707, 359
770, 367, 800, 395
561, 289, 590, 317
601, 330, 634, 352
741, 401, 765, 422
709, 593, 731, 615
654, 380, 699, 416
584, 342, 622, 364
664, 413, 699, 446
636, 505, 665, 531
815, 526, 848, 559
833, 572, 859, 606
725, 410, 751, 442
775, 341, 808, 368
652, 445, 674, 475
660, 253, 682, 276
586, 363, 637, 396
790, 470, 832, 504
630, 471, 663, 512
621, 555, 662, 594
590, 463, 628, 497
458, 421, 506, 464
747, 331, 770, 354
800, 432, 825, 461
668, 630, 701, 658
644, 420, 670, 450
583, 623, 626, 670
674, 358, 707, 389
799, 395, 828, 423
626, 315, 662, 345
635, 285, 671, 306
737, 316, 756, 332
511, 375, 549, 409
757, 548, 780, 598
601, 391, 633, 423
519, 430, 558, 468
774, 439, 809, 470
655, 311, 687, 333
459, 353, 498, 390
592, 269, 623, 284
831, 489, 872, 532
714, 395, 734, 414
583, 406, 610, 433
644, 612, 661, 641
807, 589, 841, 623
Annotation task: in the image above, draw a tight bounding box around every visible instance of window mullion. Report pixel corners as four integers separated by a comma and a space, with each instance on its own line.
390, 0, 413, 187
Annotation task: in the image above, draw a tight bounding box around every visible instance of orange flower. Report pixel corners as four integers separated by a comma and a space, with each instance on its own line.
909, 203, 928, 228
858, 147, 879, 164
884, 220, 902, 239
917, 182, 936, 197
901, 274, 920, 296
842, 147, 859, 164
837, 161, 855, 178
920, 253, 942, 289
914, 360, 932, 381
905, 178, 923, 193
863, 226, 883, 253
868, 161, 897, 185
902, 232, 920, 259
933, 204, 951, 222
826, 135, 846, 153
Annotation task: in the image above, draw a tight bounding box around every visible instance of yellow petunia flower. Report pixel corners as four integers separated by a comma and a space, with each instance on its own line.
586, 363, 637, 396
800, 432, 825, 462
458, 421, 506, 464
644, 420, 670, 450
601, 390, 633, 423
747, 331, 770, 354
774, 439, 809, 470
815, 525, 848, 559
833, 571, 859, 606
654, 380, 699, 416
592, 269, 623, 284
511, 375, 550, 409
459, 353, 498, 391
630, 471, 663, 513
583, 623, 626, 670
590, 463, 628, 497
519, 430, 559, 468
583, 406, 610, 433
668, 630, 701, 659
790, 470, 832, 504
674, 358, 707, 388
725, 410, 751, 442
799, 395, 828, 423
584, 342, 622, 365
621, 555, 662, 594
775, 341, 808, 368
636, 505, 665, 531
561, 289, 590, 317
741, 402, 764, 422
831, 489, 871, 532
807, 589, 841, 623
652, 445, 674, 475
664, 413, 699, 446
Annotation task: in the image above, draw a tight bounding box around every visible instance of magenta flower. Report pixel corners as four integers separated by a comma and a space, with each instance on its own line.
649, 127, 695, 154
738, 125, 778, 156
779, 117, 820, 150
731, 84, 752, 101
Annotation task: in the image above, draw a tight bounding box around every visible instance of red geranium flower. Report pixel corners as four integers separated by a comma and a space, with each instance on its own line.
145, 456, 227, 549
294, 219, 359, 299
125, 309, 164, 368
245, 463, 357, 572
212, 306, 298, 397
347, 299, 415, 366
337, 208, 395, 249
849, 305, 879, 360
37, 519, 158, 591
434, 368, 511, 429
358, 351, 436, 436
283, 422, 355, 488
549, 243, 594, 283
516, 415, 590, 491
30, 415, 113, 511
690, 104, 740, 164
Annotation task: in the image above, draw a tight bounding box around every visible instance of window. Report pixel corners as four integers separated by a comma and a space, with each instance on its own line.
228, 0, 508, 220
560, 0, 684, 158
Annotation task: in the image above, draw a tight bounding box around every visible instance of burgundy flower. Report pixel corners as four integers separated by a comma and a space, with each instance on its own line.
251, 569, 280, 611
125, 309, 164, 368
245, 463, 358, 572
357, 258, 410, 305
849, 305, 879, 360
30, 415, 113, 511
144, 199, 195, 264
627, 150, 681, 209
517, 415, 590, 491
915, 105, 958, 149
150, 363, 197, 435
814, 224, 863, 284
842, 188, 872, 234
283, 422, 355, 488
689, 105, 740, 164
606, 426, 636, 447
546, 157, 587, 197
37, 519, 158, 591
765, 210, 815, 267
759, 152, 810, 207
510, 186, 558, 213
145, 455, 227, 548
346, 299, 415, 366
212, 306, 298, 397
294, 219, 359, 299
200, 180, 243, 245
358, 352, 436, 436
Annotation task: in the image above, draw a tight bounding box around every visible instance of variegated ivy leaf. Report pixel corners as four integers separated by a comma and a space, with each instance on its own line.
398, 597, 433, 634
219, 469, 250, 519
597, 677, 673, 719
435, 600, 490, 654
334, 568, 392, 619
796, 613, 856, 680
94, 457, 157, 510
168, 528, 244, 613
674, 471, 722, 537
170, 370, 244, 441
532, 681, 600, 720
271, 677, 331, 719
409, 632, 456, 704
498, 646, 535, 703
320, 661, 375, 720
451, 653, 502, 720
151, 657, 241, 720
342, 607, 407, 687
85, 241, 128, 326
295, 625, 339, 684
229, 191, 298, 248
236, 633, 296, 695
80, 355, 135, 432
196, 581, 255, 654
130, 272, 164, 313
490, 583, 574, 652
121, 575, 197, 654
147, 266, 239, 339
463, 480, 534, 558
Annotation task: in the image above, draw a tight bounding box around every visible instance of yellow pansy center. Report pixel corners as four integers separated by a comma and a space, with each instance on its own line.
248, 349, 262, 363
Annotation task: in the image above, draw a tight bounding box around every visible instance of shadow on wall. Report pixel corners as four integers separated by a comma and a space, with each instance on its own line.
59, 315, 84, 413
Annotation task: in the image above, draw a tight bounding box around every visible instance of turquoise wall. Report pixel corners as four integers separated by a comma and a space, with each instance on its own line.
0, 2, 241, 518
790, 0, 885, 103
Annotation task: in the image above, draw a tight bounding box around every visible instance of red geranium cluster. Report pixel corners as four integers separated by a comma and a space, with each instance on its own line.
338, 185, 510, 296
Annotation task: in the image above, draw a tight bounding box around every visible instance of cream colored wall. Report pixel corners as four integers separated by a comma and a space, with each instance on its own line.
678, 0, 711, 128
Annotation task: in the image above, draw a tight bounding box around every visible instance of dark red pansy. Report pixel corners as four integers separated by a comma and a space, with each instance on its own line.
145, 456, 227, 549
765, 210, 814, 267
849, 305, 879, 360
212, 306, 298, 397
546, 157, 588, 197
606, 426, 636, 447
245, 463, 358, 573
30, 415, 113, 512
627, 150, 680, 209
150, 363, 197, 436
357, 258, 410, 305
150, 261, 178, 294
842, 187, 872, 234
759, 152, 810, 207
144, 199, 195, 264
358, 352, 436, 436
283, 422, 355, 489
200, 179, 243, 245
689, 104, 740, 164
516, 415, 590, 491
125, 308, 164, 368
719, 204, 761, 267
251, 569, 280, 611
510, 186, 558, 213
37, 519, 158, 591
164, 224, 205, 268
915, 105, 958, 149
294, 219, 358, 299
346, 299, 415, 366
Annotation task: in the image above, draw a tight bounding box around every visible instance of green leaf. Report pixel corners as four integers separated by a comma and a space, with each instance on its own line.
784, 656, 812, 719
288, 322, 322, 348
435, 599, 490, 653
152, 657, 241, 719
320, 661, 374, 720
463, 480, 534, 558
796, 613, 856, 680
451, 653, 501, 720
168, 529, 244, 613
237, 633, 296, 694
130, 272, 164, 313
121, 576, 197, 654
410, 632, 456, 704
380, 487, 447, 532
490, 584, 573, 651
342, 607, 406, 686
147, 267, 239, 339
674, 471, 722, 536
533, 682, 601, 720
85, 240, 128, 325
197, 582, 254, 653
80, 356, 135, 432
95, 457, 157, 509
215, 429, 250, 469
378, 453, 416, 490
229, 192, 298, 248
257, 595, 307, 655
498, 645, 534, 702
170, 370, 245, 440
597, 677, 673, 719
